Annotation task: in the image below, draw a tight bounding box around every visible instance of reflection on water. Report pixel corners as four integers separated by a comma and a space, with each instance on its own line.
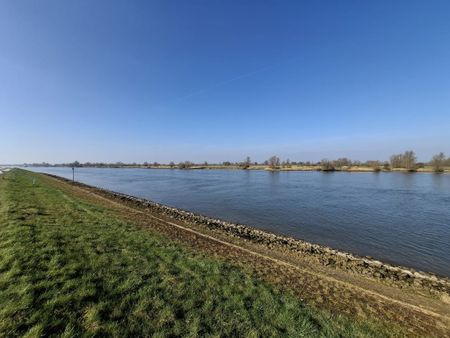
28, 167, 450, 277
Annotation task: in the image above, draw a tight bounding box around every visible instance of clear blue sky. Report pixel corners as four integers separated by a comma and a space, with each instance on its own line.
1, 0, 449, 164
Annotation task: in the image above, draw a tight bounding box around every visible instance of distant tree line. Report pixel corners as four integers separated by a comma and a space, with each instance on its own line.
25, 151, 450, 173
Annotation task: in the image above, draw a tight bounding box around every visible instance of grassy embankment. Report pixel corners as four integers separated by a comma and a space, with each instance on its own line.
0, 169, 405, 337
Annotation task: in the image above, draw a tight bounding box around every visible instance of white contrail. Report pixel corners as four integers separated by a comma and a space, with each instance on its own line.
177, 57, 296, 100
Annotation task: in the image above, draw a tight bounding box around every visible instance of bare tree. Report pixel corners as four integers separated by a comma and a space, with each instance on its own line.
390, 154, 403, 168
268, 156, 280, 169
431, 152, 445, 173
169, 161, 175, 168
402, 150, 416, 171
334, 158, 352, 168
178, 161, 193, 169
390, 151, 416, 171
320, 158, 335, 171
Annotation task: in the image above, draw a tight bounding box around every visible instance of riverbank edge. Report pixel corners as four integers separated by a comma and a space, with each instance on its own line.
25, 164, 450, 173
42, 171, 450, 295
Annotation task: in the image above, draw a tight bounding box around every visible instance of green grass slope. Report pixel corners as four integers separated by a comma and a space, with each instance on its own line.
0, 170, 402, 337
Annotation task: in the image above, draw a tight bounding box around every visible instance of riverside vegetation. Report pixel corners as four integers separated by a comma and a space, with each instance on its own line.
0, 169, 417, 337
25, 150, 450, 173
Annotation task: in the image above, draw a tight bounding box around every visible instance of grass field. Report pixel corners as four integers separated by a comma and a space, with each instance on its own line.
0, 170, 409, 337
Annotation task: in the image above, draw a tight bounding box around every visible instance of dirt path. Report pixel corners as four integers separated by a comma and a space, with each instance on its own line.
45, 174, 450, 337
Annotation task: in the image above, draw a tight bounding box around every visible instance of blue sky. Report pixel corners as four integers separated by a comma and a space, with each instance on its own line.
1, 0, 449, 164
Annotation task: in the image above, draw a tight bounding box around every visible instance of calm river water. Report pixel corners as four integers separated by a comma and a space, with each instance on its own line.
28, 167, 450, 277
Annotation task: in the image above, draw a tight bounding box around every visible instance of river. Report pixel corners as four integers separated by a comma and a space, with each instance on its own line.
27, 167, 450, 277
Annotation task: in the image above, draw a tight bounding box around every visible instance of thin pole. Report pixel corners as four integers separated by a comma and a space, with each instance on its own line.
72, 166, 74, 183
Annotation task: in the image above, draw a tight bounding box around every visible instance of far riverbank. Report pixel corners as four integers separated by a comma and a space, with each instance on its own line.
25, 164, 450, 173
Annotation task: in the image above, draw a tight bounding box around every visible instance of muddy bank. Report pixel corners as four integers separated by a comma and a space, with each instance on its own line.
45, 173, 450, 295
